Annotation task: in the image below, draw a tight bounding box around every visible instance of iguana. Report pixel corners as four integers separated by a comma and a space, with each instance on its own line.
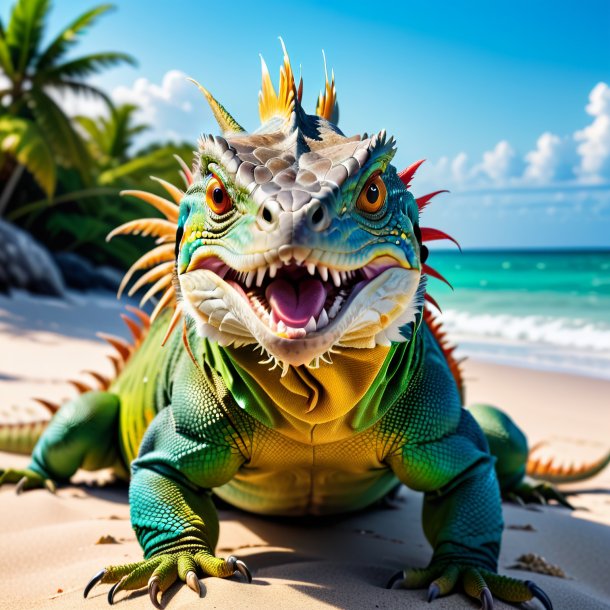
1, 43, 609, 609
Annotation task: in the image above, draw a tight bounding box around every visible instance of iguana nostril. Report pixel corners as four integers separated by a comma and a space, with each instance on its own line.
262, 206, 273, 223
311, 206, 324, 225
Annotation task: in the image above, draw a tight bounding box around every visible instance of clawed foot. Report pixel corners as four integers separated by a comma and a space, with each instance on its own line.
387, 563, 552, 609
84, 551, 252, 607
0, 468, 56, 494
505, 479, 573, 510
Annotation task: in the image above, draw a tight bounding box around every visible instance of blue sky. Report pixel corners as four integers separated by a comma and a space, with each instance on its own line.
3, 0, 610, 248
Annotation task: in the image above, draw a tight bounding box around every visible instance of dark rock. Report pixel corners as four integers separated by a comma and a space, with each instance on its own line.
53, 252, 123, 293
0, 220, 65, 296
53, 252, 98, 291
96, 266, 122, 293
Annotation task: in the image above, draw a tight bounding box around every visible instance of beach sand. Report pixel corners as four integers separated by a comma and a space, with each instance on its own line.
1, 291, 609, 609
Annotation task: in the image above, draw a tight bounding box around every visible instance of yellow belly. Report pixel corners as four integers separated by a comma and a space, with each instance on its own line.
214, 424, 398, 515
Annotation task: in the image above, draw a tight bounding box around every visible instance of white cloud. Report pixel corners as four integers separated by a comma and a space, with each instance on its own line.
574, 82, 610, 182
416, 82, 610, 193
523, 132, 578, 183
42, 70, 211, 147
112, 70, 209, 144
472, 140, 523, 183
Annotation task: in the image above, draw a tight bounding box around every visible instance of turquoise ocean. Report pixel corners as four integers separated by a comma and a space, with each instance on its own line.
427, 250, 610, 380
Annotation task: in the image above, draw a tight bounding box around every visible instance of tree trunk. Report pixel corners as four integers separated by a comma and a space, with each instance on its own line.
0, 163, 25, 218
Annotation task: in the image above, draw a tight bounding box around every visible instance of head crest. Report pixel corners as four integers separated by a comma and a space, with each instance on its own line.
315, 50, 338, 123
258, 38, 298, 125
188, 78, 244, 135
258, 39, 339, 127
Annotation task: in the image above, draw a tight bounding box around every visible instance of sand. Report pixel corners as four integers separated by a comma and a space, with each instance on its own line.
1, 291, 609, 609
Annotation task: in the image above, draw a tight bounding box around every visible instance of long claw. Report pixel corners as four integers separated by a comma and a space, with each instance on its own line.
533, 491, 547, 505
185, 570, 201, 595
427, 582, 440, 602
45, 479, 57, 494
15, 476, 27, 495
548, 488, 574, 510
108, 580, 123, 605
227, 556, 252, 583
507, 492, 526, 507
84, 569, 106, 598
386, 570, 404, 589
480, 586, 494, 610
148, 576, 162, 610
526, 581, 553, 610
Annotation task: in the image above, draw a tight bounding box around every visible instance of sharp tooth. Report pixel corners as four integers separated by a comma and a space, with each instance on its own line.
269, 263, 277, 278
305, 316, 317, 333
307, 262, 316, 276
339, 271, 347, 283
330, 269, 341, 287
317, 308, 329, 329
319, 266, 328, 281
256, 267, 267, 287
277, 320, 287, 333
245, 270, 255, 288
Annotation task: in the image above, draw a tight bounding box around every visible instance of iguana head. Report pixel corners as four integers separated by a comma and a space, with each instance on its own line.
175, 47, 426, 369
114, 43, 452, 371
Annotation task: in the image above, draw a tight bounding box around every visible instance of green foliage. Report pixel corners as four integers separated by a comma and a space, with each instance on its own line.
0, 115, 55, 196
0, 0, 134, 197
0, 0, 195, 272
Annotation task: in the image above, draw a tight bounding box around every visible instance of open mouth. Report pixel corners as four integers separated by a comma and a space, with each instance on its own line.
185, 254, 409, 339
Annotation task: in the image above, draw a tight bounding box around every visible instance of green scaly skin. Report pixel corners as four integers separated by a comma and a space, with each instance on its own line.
0, 48, 561, 609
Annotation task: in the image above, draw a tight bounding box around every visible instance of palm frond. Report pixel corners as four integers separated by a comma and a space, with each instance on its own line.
5, 0, 50, 75
0, 115, 55, 196
0, 18, 14, 77
41, 52, 135, 81
27, 89, 91, 180
45, 79, 113, 107
35, 4, 115, 70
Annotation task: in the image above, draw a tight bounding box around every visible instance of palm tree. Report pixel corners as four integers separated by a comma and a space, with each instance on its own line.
0, 0, 134, 215
76, 103, 149, 171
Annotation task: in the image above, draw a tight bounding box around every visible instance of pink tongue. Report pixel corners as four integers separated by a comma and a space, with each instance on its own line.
265, 278, 326, 327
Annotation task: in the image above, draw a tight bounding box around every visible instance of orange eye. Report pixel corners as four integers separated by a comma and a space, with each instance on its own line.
356, 173, 387, 214
205, 176, 232, 215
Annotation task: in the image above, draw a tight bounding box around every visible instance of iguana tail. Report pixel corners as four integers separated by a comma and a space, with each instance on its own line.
0, 418, 52, 455
526, 444, 610, 484
0, 169, 188, 459
0, 306, 155, 456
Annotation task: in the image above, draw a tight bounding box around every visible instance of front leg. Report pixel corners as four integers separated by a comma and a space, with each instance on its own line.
387, 409, 552, 609
85, 392, 251, 606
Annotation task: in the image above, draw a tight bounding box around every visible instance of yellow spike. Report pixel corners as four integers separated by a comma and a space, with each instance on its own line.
139, 274, 173, 308
128, 261, 175, 298
182, 318, 200, 369
120, 190, 180, 223
258, 38, 297, 124
150, 176, 184, 205
107, 218, 176, 242
125, 305, 151, 329
315, 51, 337, 122
161, 304, 183, 346
151, 288, 175, 323
118, 244, 175, 298
97, 333, 132, 362
155, 234, 176, 245
187, 78, 244, 134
